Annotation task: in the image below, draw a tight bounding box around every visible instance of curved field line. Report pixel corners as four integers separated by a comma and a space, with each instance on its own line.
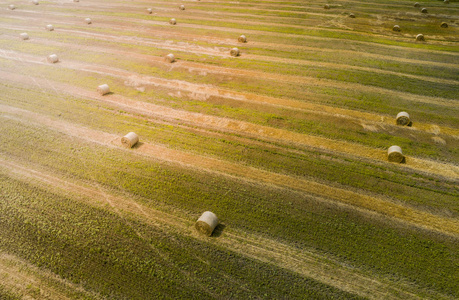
0, 157, 453, 300
1, 105, 458, 237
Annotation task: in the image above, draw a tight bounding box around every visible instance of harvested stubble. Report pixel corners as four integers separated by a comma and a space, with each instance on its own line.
20, 33, 29, 40
414, 2, 420, 8
97, 84, 110, 95
47, 54, 59, 63
238, 35, 247, 43
421, 8, 427, 14
8, 4, 15, 10
179, 5, 185, 10
393, 25, 401, 32
416, 34, 425, 41
195, 211, 219, 236
387, 146, 404, 163
85, 18, 92, 24
121, 132, 139, 148
165, 53, 175, 63
230, 47, 240, 57
349, 13, 355, 18
32, 0, 39, 5
396, 112, 410, 126
169, 18, 176, 25
441, 22, 448, 28
147, 8, 152, 14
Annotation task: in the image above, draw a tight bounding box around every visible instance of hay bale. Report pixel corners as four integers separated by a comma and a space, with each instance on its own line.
444, 0, 449, 3
20, 33, 29, 40
85, 18, 92, 24
8, 4, 15, 10
97, 84, 110, 95
169, 18, 176, 25
179, 5, 185, 10
195, 211, 218, 236
238, 35, 247, 43
121, 132, 139, 148
46, 24, 54, 31
165, 53, 175, 63
414, 2, 420, 7
396, 112, 410, 126
416, 34, 425, 41
47, 54, 59, 63
147, 8, 152, 14
393, 25, 401, 32
230, 47, 239, 57
74, 0, 79, 2
32, 0, 39, 5
324, 4, 330, 9
440, 22, 448, 28
349, 13, 355, 18
387, 146, 404, 163
421, 8, 427, 14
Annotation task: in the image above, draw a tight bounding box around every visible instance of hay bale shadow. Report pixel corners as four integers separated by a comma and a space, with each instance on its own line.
211, 224, 226, 237
131, 141, 144, 149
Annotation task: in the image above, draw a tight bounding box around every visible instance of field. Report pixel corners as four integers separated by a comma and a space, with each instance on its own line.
0, 0, 458, 299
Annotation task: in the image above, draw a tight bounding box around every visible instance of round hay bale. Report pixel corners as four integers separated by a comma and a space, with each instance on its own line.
387, 146, 404, 163
165, 53, 175, 63
421, 8, 427, 14
47, 54, 59, 63
440, 22, 448, 28
85, 18, 92, 24
396, 112, 410, 126
444, 0, 449, 4
393, 25, 401, 32
147, 8, 152, 14
97, 84, 110, 95
414, 2, 420, 8
324, 4, 330, 9
169, 18, 176, 25
46, 24, 54, 31
8, 4, 15, 10
121, 132, 139, 148
195, 211, 218, 236
179, 5, 185, 10
230, 47, 239, 57
416, 33, 425, 41
349, 13, 355, 18
32, 0, 39, 5
238, 35, 247, 43
74, 0, 79, 2
20, 33, 29, 40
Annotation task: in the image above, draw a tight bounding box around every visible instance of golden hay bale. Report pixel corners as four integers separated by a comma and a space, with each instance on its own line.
230, 47, 239, 57
414, 2, 420, 7
195, 211, 219, 236
393, 25, 401, 32
179, 5, 185, 10
85, 18, 92, 24
121, 132, 139, 148
349, 13, 355, 18
238, 35, 247, 43
97, 84, 110, 95
324, 4, 330, 9
396, 112, 410, 126
416, 34, 425, 41
8, 4, 16, 10
32, 0, 39, 5
47, 54, 59, 63
46, 24, 54, 31
20, 33, 29, 40
387, 146, 404, 163
147, 8, 152, 14
440, 22, 448, 28
169, 18, 176, 25
421, 8, 427, 13
165, 53, 175, 63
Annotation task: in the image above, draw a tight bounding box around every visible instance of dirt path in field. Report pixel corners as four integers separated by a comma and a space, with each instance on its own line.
0, 252, 98, 300
1, 104, 458, 237
1, 156, 452, 300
